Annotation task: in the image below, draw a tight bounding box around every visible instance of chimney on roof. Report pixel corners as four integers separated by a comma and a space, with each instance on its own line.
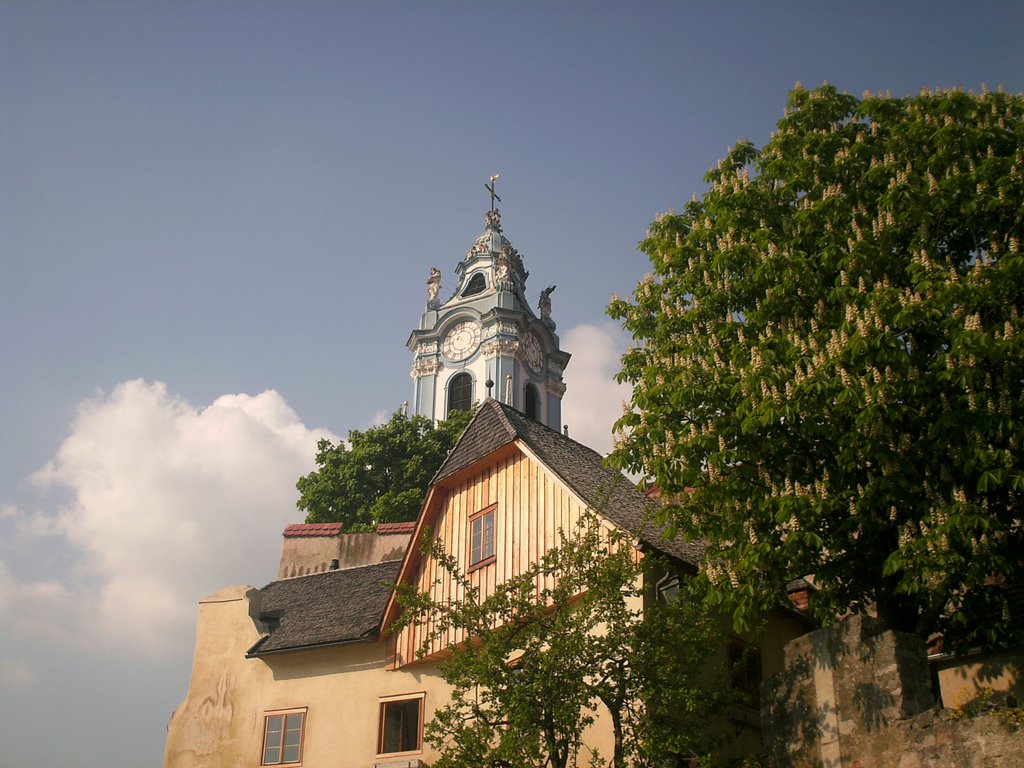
563, 424, 569, 436
505, 374, 513, 405
330, 558, 340, 570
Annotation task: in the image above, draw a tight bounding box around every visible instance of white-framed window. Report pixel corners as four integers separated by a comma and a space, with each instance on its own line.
378, 693, 425, 755
468, 503, 496, 570
262, 708, 306, 765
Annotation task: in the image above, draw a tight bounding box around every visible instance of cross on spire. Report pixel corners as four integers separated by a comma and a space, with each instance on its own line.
485, 174, 501, 212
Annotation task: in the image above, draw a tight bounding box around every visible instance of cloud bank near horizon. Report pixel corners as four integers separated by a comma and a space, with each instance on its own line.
0, 321, 629, 682
0, 380, 335, 678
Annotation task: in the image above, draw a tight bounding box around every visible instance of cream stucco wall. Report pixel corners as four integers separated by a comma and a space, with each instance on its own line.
716, 610, 810, 761
164, 585, 451, 768
278, 531, 412, 579
933, 646, 1024, 708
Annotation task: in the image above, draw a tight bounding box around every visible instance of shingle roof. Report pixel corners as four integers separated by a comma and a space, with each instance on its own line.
435, 399, 704, 567
433, 399, 518, 482
247, 559, 402, 656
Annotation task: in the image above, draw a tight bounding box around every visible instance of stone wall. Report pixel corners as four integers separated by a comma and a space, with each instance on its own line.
761, 615, 1024, 767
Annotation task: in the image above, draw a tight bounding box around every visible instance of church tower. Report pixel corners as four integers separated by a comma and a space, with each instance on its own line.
408, 183, 569, 430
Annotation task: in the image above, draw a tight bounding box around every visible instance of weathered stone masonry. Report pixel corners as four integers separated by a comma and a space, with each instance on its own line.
761, 615, 1024, 768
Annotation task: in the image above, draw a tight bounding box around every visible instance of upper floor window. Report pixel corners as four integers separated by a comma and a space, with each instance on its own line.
728, 638, 763, 709
524, 382, 540, 421
447, 372, 473, 415
262, 709, 306, 765
469, 504, 496, 569
378, 694, 424, 755
461, 272, 486, 297
656, 574, 681, 603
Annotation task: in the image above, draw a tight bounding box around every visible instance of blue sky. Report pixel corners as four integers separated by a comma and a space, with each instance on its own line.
1, 2, 1022, 766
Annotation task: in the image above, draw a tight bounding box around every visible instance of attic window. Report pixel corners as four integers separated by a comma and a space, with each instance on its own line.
261, 610, 285, 632
468, 504, 496, 570
462, 272, 486, 297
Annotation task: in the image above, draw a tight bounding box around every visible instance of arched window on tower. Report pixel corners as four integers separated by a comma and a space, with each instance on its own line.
524, 382, 540, 422
461, 272, 486, 297
447, 372, 473, 416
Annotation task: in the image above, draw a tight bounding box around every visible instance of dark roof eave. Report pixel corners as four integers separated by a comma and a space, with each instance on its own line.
245, 629, 381, 659
637, 540, 701, 575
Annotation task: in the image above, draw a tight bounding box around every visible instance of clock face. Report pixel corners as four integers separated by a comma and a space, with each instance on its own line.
521, 332, 543, 373
443, 321, 481, 361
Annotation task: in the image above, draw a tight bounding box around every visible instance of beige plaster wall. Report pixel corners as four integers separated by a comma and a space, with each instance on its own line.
715, 609, 810, 762
164, 585, 451, 768
278, 531, 412, 579
934, 646, 1024, 708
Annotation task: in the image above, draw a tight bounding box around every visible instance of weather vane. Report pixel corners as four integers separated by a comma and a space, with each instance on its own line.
485, 174, 501, 212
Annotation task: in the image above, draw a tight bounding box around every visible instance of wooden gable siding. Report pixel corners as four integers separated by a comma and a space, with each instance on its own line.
393, 446, 599, 667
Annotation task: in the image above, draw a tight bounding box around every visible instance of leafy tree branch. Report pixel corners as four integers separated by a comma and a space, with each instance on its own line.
395, 515, 724, 768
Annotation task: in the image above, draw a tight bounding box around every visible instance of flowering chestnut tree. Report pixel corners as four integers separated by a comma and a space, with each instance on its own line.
610, 85, 1024, 648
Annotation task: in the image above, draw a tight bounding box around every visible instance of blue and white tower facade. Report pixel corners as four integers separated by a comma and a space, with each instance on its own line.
408, 203, 570, 430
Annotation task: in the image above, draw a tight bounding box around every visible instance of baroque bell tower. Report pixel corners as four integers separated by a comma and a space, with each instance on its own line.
407, 179, 570, 429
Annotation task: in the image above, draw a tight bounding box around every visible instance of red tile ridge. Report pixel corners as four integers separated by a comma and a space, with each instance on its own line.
283, 522, 344, 537
376, 521, 417, 535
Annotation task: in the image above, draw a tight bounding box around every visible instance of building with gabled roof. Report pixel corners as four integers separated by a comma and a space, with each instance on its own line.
164, 396, 811, 768
164, 198, 811, 768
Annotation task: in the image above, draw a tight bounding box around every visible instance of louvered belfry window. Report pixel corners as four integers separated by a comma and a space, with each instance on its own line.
447, 372, 472, 415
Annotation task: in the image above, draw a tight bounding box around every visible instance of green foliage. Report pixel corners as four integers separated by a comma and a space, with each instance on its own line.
296, 408, 474, 529
950, 686, 998, 719
395, 516, 724, 768
950, 686, 1024, 731
610, 85, 1024, 648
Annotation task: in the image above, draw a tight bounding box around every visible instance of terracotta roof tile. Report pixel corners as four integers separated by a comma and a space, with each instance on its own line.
376, 522, 417, 535
283, 522, 344, 537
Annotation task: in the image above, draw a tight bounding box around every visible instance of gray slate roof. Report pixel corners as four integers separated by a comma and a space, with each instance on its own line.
436, 399, 705, 567
247, 559, 402, 656
433, 398, 518, 482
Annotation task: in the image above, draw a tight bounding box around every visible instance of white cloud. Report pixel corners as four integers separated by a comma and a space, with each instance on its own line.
560, 322, 633, 456
3, 380, 335, 658
0, 359, 627, 665
368, 408, 393, 428
0, 561, 74, 645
